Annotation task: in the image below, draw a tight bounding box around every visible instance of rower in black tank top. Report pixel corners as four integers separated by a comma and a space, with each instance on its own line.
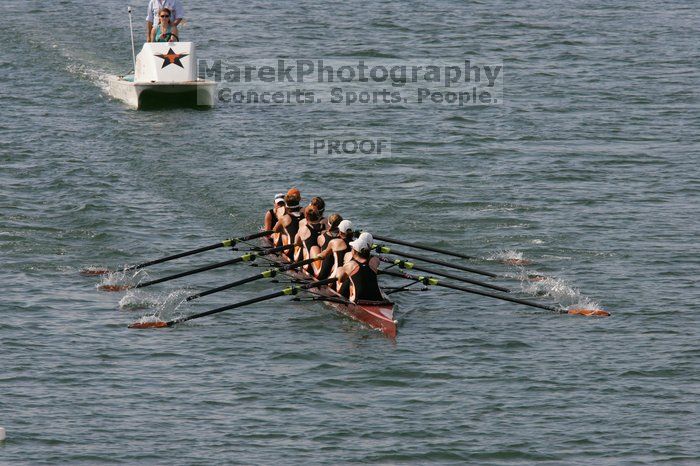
301, 223, 323, 271
320, 230, 336, 247
339, 259, 383, 301
317, 237, 351, 280
283, 214, 300, 258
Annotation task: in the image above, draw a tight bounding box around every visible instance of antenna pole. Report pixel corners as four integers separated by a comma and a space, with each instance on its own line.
127, 6, 137, 73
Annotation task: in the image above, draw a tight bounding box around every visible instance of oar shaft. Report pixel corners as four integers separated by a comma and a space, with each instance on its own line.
379, 257, 509, 293
175, 290, 290, 324
169, 277, 338, 325
135, 243, 291, 289
125, 243, 223, 272
185, 256, 319, 302
124, 230, 272, 271
380, 269, 560, 313
372, 234, 476, 260
186, 272, 271, 301
374, 245, 497, 278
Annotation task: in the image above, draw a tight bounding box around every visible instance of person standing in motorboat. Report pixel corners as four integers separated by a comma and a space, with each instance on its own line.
146, 0, 184, 42
149, 8, 179, 43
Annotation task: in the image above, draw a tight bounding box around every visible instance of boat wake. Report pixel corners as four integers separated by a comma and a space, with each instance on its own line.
65, 62, 113, 95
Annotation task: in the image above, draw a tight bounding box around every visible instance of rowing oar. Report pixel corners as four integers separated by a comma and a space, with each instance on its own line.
80, 230, 273, 276
380, 269, 610, 317
377, 257, 510, 293
372, 244, 497, 278
371, 234, 477, 260
98, 243, 292, 292
129, 277, 338, 328
184, 256, 320, 301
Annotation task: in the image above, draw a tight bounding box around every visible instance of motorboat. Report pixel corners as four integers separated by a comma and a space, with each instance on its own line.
108, 42, 216, 109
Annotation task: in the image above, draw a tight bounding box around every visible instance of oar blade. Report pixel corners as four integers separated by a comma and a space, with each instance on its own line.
98, 284, 131, 292
128, 320, 169, 329
79, 267, 112, 276
567, 308, 611, 317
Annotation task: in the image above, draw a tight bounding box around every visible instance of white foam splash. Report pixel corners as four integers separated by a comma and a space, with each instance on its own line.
487, 249, 528, 262
131, 314, 163, 325
119, 287, 192, 312
519, 275, 599, 309
97, 268, 147, 289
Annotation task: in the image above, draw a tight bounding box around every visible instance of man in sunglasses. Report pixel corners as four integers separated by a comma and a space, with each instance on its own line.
146, 0, 184, 42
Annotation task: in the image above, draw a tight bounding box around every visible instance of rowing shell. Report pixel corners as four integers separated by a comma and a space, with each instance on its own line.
262, 237, 399, 338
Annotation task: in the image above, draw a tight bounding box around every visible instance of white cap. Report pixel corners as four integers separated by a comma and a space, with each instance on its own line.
358, 232, 373, 247
349, 235, 372, 252
337, 220, 353, 232
349, 238, 366, 252
274, 193, 285, 204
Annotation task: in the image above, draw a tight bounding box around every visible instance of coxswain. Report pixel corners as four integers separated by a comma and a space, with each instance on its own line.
336, 232, 384, 302
315, 219, 353, 279
294, 204, 325, 272
264, 193, 285, 232
272, 188, 302, 258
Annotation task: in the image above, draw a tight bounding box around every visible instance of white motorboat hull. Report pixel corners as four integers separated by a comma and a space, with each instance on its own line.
108, 77, 216, 109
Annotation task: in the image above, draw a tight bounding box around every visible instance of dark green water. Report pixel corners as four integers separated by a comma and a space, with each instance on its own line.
1, 1, 698, 464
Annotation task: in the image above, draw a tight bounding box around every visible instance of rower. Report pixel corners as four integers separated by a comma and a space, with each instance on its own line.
337, 232, 384, 302
264, 193, 285, 232
318, 213, 342, 249
310, 196, 327, 230
272, 188, 302, 258
294, 204, 324, 272
316, 219, 353, 279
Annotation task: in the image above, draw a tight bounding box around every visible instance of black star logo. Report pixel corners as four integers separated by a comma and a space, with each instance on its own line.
155, 48, 189, 68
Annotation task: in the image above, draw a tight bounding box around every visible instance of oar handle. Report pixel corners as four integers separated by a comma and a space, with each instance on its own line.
372, 234, 476, 260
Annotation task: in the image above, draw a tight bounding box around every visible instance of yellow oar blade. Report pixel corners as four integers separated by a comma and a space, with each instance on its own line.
128, 320, 169, 329
567, 308, 611, 317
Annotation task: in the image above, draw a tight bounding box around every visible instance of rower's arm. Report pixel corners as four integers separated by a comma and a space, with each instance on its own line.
272, 218, 285, 233
146, 21, 153, 42
264, 211, 274, 231
317, 244, 333, 259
